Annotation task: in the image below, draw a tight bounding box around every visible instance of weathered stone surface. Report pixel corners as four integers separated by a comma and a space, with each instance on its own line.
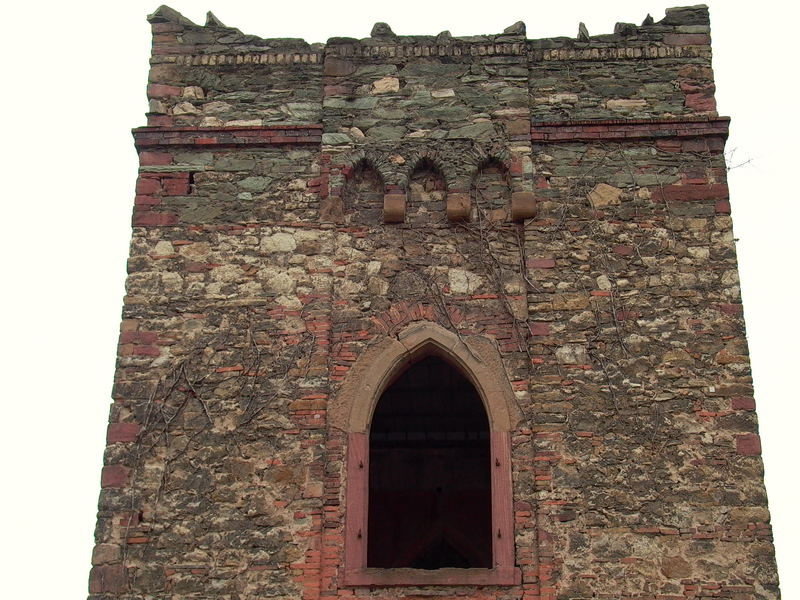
94, 5, 779, 600
587, 183, 623, 207
371, 77, 400, 94
606, 98, 648, 112
448, 268, 484, 294
370, 22, 397, 38
321, 133, 352, 145
503, 21, 526, 35
661, 556, 692, 579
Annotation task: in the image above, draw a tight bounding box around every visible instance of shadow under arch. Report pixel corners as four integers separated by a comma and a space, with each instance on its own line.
335, 321, 522, 586
471, 156, 512, 219
342, 158, 385, 225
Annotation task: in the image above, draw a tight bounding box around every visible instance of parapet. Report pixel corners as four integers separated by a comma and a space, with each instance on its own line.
144, 4, 717, 131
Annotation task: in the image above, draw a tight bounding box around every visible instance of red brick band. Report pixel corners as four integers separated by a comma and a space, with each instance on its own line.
133, 124, 323, 148
531, 116, 729, 142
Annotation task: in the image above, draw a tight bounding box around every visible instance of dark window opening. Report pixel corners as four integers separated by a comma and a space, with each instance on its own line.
368, 356, 491, 569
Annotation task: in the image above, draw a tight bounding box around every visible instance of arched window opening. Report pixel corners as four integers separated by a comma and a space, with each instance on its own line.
337, 322, 521, 586
368, 356, 491, 569
408, 158, 446, 225
472, 158, 511, 221
344, 160, 384, 225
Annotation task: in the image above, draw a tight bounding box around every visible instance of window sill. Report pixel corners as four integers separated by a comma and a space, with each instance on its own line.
343, 566, 521, 587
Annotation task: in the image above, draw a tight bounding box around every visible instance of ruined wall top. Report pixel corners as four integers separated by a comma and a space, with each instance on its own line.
145, 4, 718, 134
147, 4, 711, 58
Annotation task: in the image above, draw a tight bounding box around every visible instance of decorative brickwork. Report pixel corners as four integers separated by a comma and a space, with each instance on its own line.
90, 5, 781, 600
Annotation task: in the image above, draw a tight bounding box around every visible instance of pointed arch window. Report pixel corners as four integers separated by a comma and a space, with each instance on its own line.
369, 356, 491, 569
333, 322, 521, 586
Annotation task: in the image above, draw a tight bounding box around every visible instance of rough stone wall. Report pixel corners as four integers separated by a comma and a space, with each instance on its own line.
90, 5, 780, 600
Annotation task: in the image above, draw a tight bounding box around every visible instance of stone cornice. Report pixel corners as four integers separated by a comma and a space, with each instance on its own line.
327, 42, 526, 58
150, 43, 708, 66
531, 44, 710, 61
153, 52, 322, 66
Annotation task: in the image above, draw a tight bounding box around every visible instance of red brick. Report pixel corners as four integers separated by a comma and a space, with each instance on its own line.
89, 564, 126, 594
120, 331, 158, 344
147, 114, 175, 127
185, 262, 213, 273
528, 258, 556, 269
529, 322, 551, 336
134, 194, 161, 206
133, 345, 160, 357
133, 212, 179, 227
715, 200, 731, 214
685, 92, 717, 112
147, 83, 182, 98
135, 177, 160, 195
107, 422, 140, 443
163, 179, 189, 196
612, 244, 634, 256
126, 536, 150, 544
732, 396, 756, 411
101, 465, 130, 488
654, 183, 728, 202
716, 303, 743, 315
139, 151, 173, 166
736, 434, 762, 456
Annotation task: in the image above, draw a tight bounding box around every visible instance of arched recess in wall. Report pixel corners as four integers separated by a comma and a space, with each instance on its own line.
407, 158, 447, 226
472, 157, 511, 221
332, 321, 522, 586
343, 159, 384, 225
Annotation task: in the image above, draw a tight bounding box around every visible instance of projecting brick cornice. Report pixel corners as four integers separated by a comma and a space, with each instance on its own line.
153, 52, 323, 65
132, 125, 323, 149
132, 118, 728, 150
531, 116, 729, 142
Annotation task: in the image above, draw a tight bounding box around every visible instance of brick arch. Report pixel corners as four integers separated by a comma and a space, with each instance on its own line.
330, 321, 521, 434
459, 143, 513, 189
338, 150, 395, 188
402, 151, 454, 191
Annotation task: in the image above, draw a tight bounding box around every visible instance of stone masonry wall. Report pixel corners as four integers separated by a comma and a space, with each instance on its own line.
90, 5, 780, 600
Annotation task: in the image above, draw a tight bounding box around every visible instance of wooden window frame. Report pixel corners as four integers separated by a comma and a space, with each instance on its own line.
330, 322, 522, 587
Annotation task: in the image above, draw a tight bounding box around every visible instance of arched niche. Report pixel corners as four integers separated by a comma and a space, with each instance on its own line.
472, 157, 512, 221
335, 322, 522, 586
343, 159, 385, 225
407, 158, 447, 226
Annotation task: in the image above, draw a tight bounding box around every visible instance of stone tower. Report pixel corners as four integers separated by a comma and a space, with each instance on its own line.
90, 5, 781, 599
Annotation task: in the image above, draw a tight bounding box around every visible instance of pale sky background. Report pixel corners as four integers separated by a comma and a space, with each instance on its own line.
1, 1, 797, 597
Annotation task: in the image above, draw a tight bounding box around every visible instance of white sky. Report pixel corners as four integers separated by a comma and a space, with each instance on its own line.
1, 1, 797, 597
